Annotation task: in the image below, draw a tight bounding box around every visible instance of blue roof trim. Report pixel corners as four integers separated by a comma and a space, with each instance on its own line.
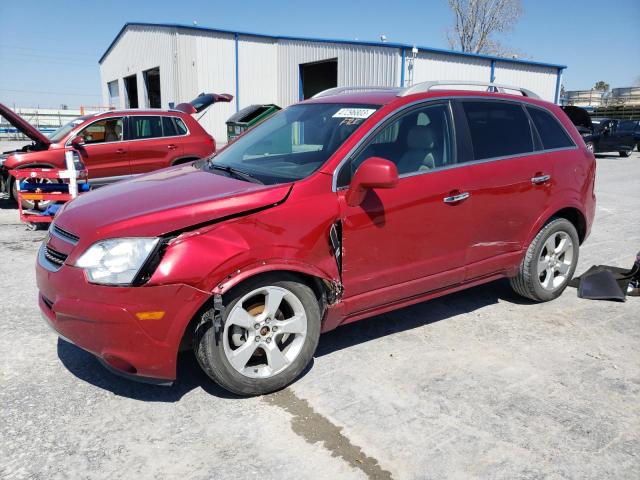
99, 22, 567, 70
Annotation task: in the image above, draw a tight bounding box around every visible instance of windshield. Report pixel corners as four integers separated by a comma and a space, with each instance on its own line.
48, 116, 89, 143
202, 103, 379, 184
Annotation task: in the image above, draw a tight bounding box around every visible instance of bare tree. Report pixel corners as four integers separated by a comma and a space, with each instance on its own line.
446, 0, 523, 56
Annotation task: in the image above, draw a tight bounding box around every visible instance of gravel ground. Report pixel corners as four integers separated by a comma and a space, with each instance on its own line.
1, 141, 639, 479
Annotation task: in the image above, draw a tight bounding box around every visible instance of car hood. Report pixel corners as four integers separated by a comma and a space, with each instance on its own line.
55, 163, 292, 240
0, 102, 51, 146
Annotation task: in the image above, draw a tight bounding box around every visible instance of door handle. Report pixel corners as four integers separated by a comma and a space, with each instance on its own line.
115, 148, 126, 155
167, 144, 177, 150
531, 174, 551, 185
443, 192, 470, 203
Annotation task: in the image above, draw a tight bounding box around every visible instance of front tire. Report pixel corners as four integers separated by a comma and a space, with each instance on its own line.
619, 150, 631, 157
585, 141, 595, 155
510, 218, 579, 302
11, 175, 62, 211
194, 274, 321, 396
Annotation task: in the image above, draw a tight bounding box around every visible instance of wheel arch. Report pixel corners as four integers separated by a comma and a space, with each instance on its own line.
528, 205, 588, 247
178, 267, 337, 353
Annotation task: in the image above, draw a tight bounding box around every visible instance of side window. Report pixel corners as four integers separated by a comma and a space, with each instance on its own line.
78, 117, 123, 144
527, 107, 574, 150
162, 117, 178, 137
130, 116, 163, 140
617, 120, 636, 132
462, 101, 533, 160
174, 117, 188, 135
337, 103, 453, 187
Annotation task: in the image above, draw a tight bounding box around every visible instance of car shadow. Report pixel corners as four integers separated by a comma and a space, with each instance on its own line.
56, 278, 532, 401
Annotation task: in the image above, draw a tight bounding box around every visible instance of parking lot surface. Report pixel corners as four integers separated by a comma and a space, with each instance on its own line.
1, 145, 639, 479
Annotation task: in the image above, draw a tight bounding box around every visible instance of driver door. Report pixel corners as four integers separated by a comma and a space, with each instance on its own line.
74, 116, 130, 179
336, 102, 471, 314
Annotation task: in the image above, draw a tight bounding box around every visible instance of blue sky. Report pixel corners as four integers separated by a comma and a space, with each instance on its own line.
1, 0, 638, 108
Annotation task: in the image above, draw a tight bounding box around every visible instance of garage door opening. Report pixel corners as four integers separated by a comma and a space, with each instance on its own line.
124, 74, 138, 108
143, 67, 161, 108
299, 59, 338, 100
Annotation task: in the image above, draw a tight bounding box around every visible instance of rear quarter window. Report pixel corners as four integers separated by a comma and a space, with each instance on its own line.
527, 107, 574, 150
462, 101, 534, 160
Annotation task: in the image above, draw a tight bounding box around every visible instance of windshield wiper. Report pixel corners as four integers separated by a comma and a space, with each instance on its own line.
207, 162, 263, 184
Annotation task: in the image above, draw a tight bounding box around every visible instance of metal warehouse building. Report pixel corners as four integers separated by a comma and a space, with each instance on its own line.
99, 22, 566, 142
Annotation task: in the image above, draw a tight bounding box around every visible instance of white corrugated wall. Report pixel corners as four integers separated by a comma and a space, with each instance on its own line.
276, 40, 399, 106
174, 28, 237, 142
493, 61, 558, 102
100, 25, 562, 143
238, 36, 278, 109
100, 25, 178, 110
411, 51, 492, 86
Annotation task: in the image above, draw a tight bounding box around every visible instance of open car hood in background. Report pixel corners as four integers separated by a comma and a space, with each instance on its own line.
561, 106, 593, 130
0, 103, 51, 146
174, 92, 234, 114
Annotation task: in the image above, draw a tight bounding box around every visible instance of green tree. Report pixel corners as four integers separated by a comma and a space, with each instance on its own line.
593, 81, 610, 92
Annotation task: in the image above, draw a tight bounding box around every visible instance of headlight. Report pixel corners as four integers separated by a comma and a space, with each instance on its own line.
75, 237, 159, 285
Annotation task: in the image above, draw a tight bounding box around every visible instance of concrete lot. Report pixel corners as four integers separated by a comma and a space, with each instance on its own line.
1, 144, 639, 479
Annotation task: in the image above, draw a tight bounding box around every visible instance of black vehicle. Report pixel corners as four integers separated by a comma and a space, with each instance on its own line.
615, 119, 640, 152
561, 106, 635, 157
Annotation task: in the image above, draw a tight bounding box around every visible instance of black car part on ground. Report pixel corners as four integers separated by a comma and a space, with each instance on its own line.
568, 252, 640, 301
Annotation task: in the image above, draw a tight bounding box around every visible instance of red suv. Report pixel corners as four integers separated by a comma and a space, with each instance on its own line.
36, 82, 596, 395
1, 93, 231, 208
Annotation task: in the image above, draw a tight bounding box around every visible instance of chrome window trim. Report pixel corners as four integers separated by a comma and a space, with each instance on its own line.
332, 95, 578, 192
65, 115, 126, 147
128, 115, 190, 142
66, 115, 190, 147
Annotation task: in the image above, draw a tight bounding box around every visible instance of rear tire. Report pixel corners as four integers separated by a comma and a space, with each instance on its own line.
194, 273, 321, 396
510, 218, 579, 302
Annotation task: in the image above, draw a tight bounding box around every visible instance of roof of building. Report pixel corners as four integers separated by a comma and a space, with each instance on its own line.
99, 22, 567, 71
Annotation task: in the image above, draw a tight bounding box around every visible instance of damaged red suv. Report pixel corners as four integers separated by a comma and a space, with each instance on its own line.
37, 82, 596, 395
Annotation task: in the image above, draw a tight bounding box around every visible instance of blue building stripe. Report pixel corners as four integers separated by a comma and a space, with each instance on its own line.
400, 48, 406, 87
234, 33, 239, 112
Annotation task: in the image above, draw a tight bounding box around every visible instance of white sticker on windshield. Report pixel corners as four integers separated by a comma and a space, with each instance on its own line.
332, 108, 376, 119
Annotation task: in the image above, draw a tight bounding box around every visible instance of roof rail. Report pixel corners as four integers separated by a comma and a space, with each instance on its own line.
399, 80, 540, 99
312, 86, 399, 98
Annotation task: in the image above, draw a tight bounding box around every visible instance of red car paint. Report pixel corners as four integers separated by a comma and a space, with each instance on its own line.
37, 89, 596, 383
0, 96, 230, 196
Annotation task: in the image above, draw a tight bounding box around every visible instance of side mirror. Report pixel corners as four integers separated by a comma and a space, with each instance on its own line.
71, 136, 85, 148
345, 157, 398, 207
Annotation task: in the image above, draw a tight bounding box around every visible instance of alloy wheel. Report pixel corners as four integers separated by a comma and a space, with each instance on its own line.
537, 231, 575, 291
222, 286, 308, 378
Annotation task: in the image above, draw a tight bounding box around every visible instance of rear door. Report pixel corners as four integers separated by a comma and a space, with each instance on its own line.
453, 100, 560, 280
128, 115, 180, 174
74, 116, 129, 179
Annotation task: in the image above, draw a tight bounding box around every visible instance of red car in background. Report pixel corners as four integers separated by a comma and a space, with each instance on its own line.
0, 93, 232, 208
36, 82, 595, 396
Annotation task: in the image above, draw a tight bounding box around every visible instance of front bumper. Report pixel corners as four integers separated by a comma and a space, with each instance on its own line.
36, 246, 211, 382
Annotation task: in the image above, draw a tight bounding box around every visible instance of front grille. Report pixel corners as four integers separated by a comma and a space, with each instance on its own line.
44, 246, 68, 267
51, 224, 79, 244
